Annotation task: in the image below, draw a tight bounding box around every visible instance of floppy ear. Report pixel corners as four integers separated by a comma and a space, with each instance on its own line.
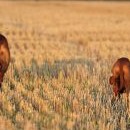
109, 76, 114, 85
0, 63, 2, 70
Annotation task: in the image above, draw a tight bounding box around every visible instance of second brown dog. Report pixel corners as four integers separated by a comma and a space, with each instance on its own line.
109, 57, 130, 107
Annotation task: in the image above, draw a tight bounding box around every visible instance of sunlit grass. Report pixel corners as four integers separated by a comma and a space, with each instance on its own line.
0, 59, 128, 130
0, 1, 130, 130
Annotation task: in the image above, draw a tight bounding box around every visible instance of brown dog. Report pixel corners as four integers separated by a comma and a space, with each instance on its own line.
109, 57, 130, 107
0, 34, 10, 88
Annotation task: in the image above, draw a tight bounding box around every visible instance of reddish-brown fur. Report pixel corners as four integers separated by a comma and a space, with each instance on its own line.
0, 34, 10, 89
109, 57, 130, 107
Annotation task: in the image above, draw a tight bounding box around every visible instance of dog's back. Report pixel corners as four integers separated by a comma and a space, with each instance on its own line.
0, 34, 10, 85
0, 34, 10, 73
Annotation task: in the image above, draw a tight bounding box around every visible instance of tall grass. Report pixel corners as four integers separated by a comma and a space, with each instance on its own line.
0, 1, 130, 130
0, 58, 128, 130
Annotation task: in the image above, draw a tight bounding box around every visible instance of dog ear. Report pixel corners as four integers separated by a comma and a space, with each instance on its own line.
109, 76, 114, 85
0, 64, 2, 71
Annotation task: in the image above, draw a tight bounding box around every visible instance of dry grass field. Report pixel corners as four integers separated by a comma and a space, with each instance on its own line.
0, 1, 130, 130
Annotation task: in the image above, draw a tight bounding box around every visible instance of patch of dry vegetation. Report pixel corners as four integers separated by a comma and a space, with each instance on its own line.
0, 1, 130, 130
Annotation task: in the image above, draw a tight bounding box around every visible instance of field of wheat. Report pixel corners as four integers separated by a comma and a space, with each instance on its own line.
0, 1, 130, 130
